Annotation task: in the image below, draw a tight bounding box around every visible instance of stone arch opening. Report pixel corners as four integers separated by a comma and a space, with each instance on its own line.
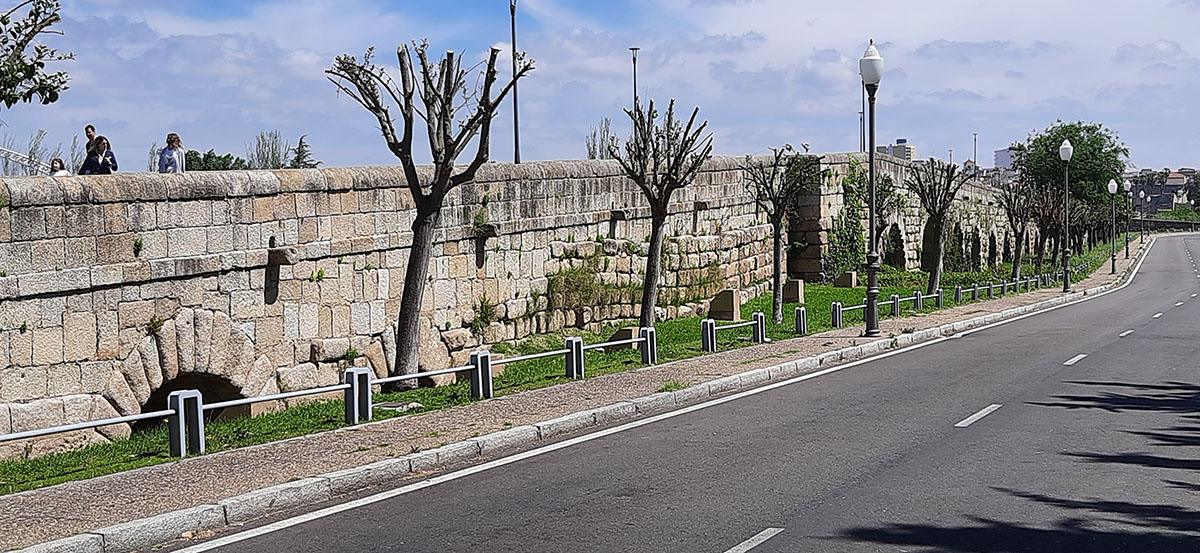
884, 223, 905, 269
134, 373, 245, 430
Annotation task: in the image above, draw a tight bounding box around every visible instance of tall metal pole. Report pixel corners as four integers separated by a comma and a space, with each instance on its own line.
949, 148, 953, 165
510, 0, 520, 164
860, 84, 866, 152
629, 47, 639, 106
1062, 163, 1071, 292
865, 83, 880, 337
1125, 193, 1130, 258
972, 132, 978, 174
1110, 191, 1116, 274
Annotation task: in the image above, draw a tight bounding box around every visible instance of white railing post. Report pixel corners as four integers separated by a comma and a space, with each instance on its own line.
343, 367, 372, 425
469, 350, 494, 399
639, 327, 658, 365
167, 390, 205, 458
794, 306, 808, 335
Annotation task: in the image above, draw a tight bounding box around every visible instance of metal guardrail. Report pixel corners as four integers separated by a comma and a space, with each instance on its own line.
700, 312, 766, 352
0, 328, 662, 458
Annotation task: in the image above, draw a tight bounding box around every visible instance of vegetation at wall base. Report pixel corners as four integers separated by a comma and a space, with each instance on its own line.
0, 233, 1133, 495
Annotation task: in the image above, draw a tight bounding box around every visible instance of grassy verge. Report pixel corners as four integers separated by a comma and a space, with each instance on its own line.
0, 234, 1133, 495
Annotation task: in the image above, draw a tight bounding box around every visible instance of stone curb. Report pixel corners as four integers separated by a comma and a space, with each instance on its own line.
13, 243, 1150, 553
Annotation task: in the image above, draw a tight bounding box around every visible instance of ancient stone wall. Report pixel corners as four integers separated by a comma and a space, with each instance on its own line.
787, 152, 1009, 281
0, 157, 773, 456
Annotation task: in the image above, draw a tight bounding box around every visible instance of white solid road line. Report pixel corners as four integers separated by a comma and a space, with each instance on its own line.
724, 528, 785, 553
1063, 354, 1088, 366
954, 404, 1003, 428
1119, 330, 1135, 337
170, 237, 1164, 553
1153, 312, 1164, 319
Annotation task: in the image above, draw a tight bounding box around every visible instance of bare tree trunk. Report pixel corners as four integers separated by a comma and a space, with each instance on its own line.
1049, 233, 1060, 271
1010, 227, 1026, 279
391, 206, 440, 390
1034, 230, 1047, 275
638, 213, 668, 328
771, 217, 784, 324
926, 217, 946, 296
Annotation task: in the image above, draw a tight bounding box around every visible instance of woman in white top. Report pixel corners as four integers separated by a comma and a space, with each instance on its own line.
50, 157, 70, 176
158, 132, 186, 173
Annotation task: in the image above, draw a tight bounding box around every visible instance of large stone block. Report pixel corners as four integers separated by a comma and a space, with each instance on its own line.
31, 326, 64, 365
833, 271, 858, 288
194, 309, 213, 372
9, 397, 65, 433
0, 365, 47, 401
709, 289, 741, 321
783, 279, 805, 303
63, 312, 97, 362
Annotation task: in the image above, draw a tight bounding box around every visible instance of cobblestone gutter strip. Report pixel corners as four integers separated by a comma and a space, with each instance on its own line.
12, 240, 1155, 553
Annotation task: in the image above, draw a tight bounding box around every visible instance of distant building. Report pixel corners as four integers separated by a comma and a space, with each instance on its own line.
993, 147, 1017, 170
876, 138, 916, 161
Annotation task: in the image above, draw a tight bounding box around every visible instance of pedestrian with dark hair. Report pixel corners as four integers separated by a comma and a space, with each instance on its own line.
84, 124, 97, 154
80, 135, 118, 174
50, 157, 69, 176
158, 132, 186, 173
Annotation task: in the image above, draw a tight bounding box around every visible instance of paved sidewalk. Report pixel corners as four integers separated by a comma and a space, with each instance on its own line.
0, 244, 1147, 551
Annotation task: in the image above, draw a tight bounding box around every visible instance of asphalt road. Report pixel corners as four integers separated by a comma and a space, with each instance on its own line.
185, 235, 1200, 553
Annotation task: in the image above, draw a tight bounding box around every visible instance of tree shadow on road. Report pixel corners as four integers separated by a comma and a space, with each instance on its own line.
1028, 380, 1200, 414
839, 487, 1200, 552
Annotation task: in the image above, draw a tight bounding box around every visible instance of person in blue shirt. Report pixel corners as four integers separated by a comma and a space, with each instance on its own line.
80, 135, 118, 174
158, 132, 186, 173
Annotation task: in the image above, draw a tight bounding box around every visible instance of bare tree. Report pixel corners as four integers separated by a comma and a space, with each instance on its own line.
585, 117, 615, 160
997, 174, 1034, 279
905, 158, 971, 294
742, 145, 823, 323
327, 41, 532, 386
146, 142, 159, 172
67, 133, 82, 172
245, 130, 291, 170
608, 99, 713, 327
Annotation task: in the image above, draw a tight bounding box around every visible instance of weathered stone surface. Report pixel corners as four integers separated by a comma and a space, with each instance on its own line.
156, 320, 179, 381
310, 338, 349, 362
63, 312, 97, 362
95, 504, 227, 553
322, 458, 411, 496
0, 366, 47, 402
472, 425, 539, 456
833, 271, 858, 288
709, 288, 741, 321
193, 309, 213, 372
120, 350, 150, 404
363, 340, 388, 379
9, 532, 102, 553
208, 311, 232, 378
220, 477, 331, 524
175, 308, 195, 374
276, 362, 331, 392
31, 326, 64, 365
783, 278, 805, 303
137, 336, 163, 392
9, 397, 65, 432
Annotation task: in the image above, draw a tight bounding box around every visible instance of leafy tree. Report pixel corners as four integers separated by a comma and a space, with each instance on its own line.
185, 149, 249, 171
742, 145, 824, 323
287, 134, 321, 168
0, 0, 73, 109
608, 99, 713, 327
246, 130, 291, 170
585, 117, 616, 160
1011, 120, 1128, 270
327, 41, 531, 386
905, 158, 971, 294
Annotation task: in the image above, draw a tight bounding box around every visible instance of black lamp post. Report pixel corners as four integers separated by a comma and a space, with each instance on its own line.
1139, 189, 1146, 243
510, 0, 520, 164
860, 39, 883, 337
1108, 179, 1118, 273
629, 47, 639, 107
1059, 139, 1073, 292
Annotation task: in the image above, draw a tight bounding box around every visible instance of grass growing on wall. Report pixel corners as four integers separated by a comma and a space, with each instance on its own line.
0, 234, 1133, 494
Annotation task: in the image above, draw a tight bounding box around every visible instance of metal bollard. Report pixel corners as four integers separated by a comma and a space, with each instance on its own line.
639, 327, 658, 365
972, 284, 980, 301
915, 291, 924, 310
470, 350, 494, 399
832, 302, 843, 328
891, 294, 901, 316
955, 285, 963, 303
987, 281, 994, 298
752, 311, 766, 343
567, 337, 586, 378
701, 319, 717, 352
343, 367, 373, 425
795, 306, 808, 335
168, 389, 205, 458
937, 288, 945, 308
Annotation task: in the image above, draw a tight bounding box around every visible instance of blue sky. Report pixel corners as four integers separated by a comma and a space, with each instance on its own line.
5, 0, 1199, 170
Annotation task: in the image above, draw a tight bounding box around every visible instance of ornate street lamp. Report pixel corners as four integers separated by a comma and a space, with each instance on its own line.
859, 39, 883, 337
1108, 179, 1118, 273
1123, 180, 1132, 258
1059, 139, 1073, 292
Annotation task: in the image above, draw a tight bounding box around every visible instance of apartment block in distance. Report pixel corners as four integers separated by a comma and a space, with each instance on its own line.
876, 137, 916, 161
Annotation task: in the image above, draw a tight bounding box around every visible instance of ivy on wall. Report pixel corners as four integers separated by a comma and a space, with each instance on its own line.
822, 159, 868, 281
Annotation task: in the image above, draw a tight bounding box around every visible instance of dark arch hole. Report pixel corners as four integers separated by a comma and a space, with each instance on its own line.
133, 373, 246, 431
